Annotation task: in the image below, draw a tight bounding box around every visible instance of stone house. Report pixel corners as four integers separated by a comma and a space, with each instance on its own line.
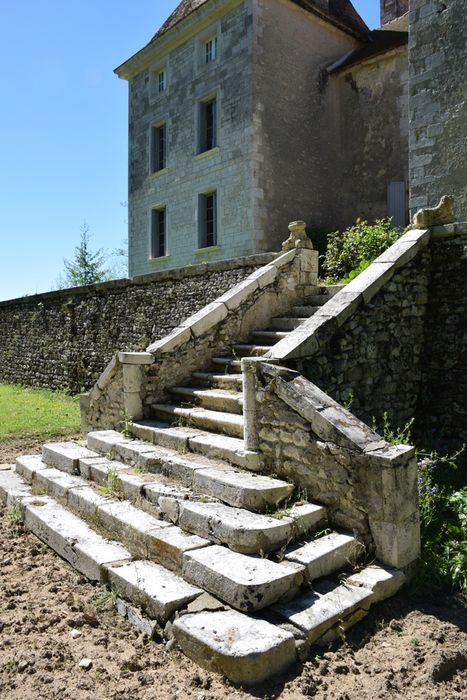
116, 0, 410, 277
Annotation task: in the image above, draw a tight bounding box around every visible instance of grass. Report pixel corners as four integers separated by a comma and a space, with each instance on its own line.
0, 383, 80, 441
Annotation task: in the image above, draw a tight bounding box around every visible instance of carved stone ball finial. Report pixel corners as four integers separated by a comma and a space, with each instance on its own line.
413, 195, 455, 228
282, 220, 314, 251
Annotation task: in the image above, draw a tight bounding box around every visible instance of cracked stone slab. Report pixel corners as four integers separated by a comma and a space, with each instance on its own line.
284, 532, 359, 581
183, 545, 304, 611
33, 468, 89, 501
346, 564, 405, 603
22, 496, 131, 581
42, 442, 99, 475
188, 432, 262, 471
286, 503, 327, 536
106, 560, 202, 623
273, 583, 372, 643
97, 500, 171, 555
192, 468, 294, 512
173, 610, 296, 684
178, 501, 293, 554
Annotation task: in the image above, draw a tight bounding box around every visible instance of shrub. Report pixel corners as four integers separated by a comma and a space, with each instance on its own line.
374, 412, 466, 592
323, 218, 402, 283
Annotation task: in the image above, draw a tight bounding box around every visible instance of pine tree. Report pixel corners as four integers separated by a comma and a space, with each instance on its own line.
62, 223, 110, 287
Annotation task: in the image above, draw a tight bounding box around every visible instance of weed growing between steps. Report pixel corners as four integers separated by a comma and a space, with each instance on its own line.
373, 413, 466, 592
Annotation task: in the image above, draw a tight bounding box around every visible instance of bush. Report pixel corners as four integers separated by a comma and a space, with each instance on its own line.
375, 413, 466, 592
323, 218, 402, 283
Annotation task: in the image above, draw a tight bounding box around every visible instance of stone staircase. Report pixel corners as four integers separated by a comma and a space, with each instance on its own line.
0, 285, 406, 685
147, 286, 340, 441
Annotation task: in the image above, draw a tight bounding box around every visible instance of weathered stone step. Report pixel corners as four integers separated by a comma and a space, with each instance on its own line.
130, 420, 261, 471
270, 317, 309, 331
291, 305, 321, 317
176, 501, 297, 554
173, 610, 297, 685
183, 545, 304, 611
302, 294, 329, 306
284, 531, 360, 581
191, 372, 243, 391
211, 357, 242, 373
232, 344, 271, 357
169, 386, 243, 415
15, 455, 210, 572
0, 469, 131, 582
250, 330, 289, 345
271, 561, 404, 645
106, 560, 202, 625
84, 432, 285, 512
272, 581, 372, 644
152, 404, 244, 438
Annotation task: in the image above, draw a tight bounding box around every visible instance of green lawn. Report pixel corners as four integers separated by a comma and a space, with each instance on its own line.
0, 383, 80, 440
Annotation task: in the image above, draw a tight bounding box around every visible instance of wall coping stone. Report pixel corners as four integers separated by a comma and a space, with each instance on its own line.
146, 248, 299, 356
258, 362, 415, 462
267, 228, 431, 362
429, 222, 467, 239
0, 253, 277, 308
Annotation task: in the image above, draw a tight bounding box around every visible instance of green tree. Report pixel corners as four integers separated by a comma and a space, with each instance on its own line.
62, 222, 110, 287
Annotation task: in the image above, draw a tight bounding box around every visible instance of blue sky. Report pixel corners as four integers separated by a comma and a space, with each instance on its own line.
0, 1, 380, 301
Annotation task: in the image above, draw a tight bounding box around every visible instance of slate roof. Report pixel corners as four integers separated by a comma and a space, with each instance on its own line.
152, 0, 369, 42
329, 29, 408, 74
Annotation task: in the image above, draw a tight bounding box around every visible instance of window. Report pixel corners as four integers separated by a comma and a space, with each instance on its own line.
151, 123, 166, 173
205, 37, 217, 64
158, 70, 166, 93
151, 208, 167, 258
199, 192, 217, 248
199, 98, 217, 153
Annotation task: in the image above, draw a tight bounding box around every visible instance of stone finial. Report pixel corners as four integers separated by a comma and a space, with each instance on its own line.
413, 195, 455, 229
282, 221, 314, 251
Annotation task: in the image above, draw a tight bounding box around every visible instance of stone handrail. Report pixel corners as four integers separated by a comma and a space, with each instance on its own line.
241, 359, 420, 571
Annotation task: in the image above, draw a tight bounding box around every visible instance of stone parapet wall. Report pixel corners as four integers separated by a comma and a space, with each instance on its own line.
249, 362, 420, 570
0, 254, 274, 394
83, 244, 320, 430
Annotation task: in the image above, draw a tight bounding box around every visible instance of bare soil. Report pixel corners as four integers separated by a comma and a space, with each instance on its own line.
0, 438, 466, 699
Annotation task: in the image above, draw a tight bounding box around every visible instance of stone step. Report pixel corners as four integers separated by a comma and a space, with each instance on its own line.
106, 560, 202, 624
169, 386, 243, 415
183, 545, 304, 612
291, 305, 321, 317
84, 432, 288, 512
0, 469, 131, 582
15, 455, 210, 573
152, 404, 244, 438
302, 294, 329, 306
173, 609, 297, 685
191, 372, 243, 391
130, 420, 261, 471
233, 344, 271, 357
270, 317, 309, 331
250, 330, 289, 345
211, 357, 243, 373
284, 531, 361, 581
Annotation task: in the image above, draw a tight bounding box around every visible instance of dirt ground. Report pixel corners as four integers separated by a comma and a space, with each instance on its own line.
1, 438, 466, 700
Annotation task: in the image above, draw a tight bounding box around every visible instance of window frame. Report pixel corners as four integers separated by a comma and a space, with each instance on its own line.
150, 207, 167, 259
198, 191, 218, 249
150, 121, 167, 174
198, 95, 218, 154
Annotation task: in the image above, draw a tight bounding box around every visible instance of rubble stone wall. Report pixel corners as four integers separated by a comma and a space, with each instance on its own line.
0, 256, 272, 393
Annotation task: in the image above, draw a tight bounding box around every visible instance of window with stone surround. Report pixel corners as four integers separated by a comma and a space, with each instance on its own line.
199, 97, 217, 153
151, 123, 167, 173
205, 37, 217, 64
199, 192, 217, 249
151, 207, 167, 258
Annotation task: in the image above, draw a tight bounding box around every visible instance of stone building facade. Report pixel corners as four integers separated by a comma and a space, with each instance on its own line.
116, 0, 410, 277
409, 0, 467, 220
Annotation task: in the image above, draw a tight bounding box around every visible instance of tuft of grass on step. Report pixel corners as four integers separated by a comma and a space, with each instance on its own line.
0, 383, 80, 441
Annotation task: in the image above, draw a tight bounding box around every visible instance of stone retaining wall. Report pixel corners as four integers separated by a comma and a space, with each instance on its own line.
416, 235, 467, 457
0, 255, 274, 394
